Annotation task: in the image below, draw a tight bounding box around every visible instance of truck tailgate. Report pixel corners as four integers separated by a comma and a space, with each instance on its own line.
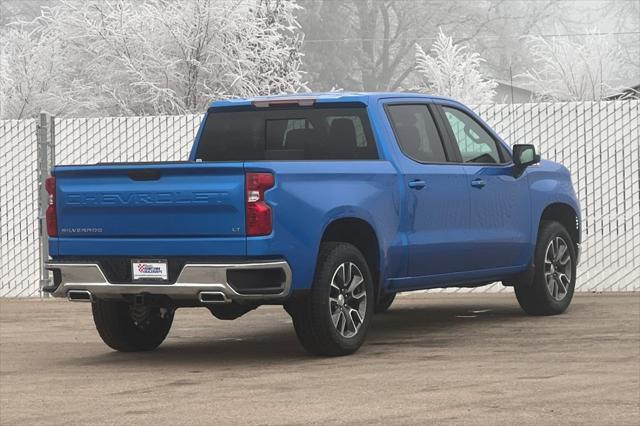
53, 162, 245, 238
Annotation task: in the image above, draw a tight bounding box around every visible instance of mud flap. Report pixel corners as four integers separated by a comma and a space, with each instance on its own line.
502, 262, 535, 287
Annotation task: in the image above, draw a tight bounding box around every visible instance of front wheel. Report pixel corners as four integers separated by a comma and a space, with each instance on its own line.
92, 299, 174, 352
515, 221, 577, 315
289, 242, 374, 356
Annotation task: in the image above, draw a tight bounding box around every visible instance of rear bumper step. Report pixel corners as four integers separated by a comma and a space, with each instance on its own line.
45, 261, 292, 303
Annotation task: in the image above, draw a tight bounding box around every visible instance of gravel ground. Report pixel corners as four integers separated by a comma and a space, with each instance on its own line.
1, 293, 639, 425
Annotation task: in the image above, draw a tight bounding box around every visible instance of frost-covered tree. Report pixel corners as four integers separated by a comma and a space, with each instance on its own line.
0, 17, 82, 119
519, 31, 629, 101
298, 0, 559, 92
0, 0, 307, 119
414, 30, 497, 104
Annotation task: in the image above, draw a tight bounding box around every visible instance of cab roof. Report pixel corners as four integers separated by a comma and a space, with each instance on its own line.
208, 92, 458, 108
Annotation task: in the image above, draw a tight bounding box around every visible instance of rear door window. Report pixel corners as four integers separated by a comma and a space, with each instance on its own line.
386, 104, 448, 163
196, 107, 378, 161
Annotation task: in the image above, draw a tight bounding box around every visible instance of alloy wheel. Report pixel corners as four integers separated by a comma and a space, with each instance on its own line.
329, 262, 367, 338
544, 236, 572, 301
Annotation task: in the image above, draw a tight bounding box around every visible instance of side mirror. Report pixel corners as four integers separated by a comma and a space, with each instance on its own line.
513, 144, 540, 168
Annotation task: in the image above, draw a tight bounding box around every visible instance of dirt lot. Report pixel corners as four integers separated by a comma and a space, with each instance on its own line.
1, 293, 638, 425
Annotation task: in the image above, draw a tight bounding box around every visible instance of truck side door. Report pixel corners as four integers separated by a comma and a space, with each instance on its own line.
436, 104, 532, 270
384, 102, 471, 282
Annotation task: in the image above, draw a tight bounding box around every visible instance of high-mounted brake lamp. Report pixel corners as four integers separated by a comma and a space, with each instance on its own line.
252, 98, 316, 108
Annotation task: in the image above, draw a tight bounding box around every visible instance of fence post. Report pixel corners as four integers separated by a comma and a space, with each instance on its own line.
36, 112, 55, 297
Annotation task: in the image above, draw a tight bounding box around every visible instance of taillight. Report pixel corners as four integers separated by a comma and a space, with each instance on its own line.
245, 172, 274, 236
45, 176, 57, 237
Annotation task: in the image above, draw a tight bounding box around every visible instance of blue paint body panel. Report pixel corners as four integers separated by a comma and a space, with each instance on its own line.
49, 92, 581, 295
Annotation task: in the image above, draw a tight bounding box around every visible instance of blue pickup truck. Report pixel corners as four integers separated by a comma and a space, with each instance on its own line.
44, 92, 581, 356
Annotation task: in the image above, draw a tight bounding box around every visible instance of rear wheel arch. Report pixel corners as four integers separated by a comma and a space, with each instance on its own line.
320, 217, 381, 299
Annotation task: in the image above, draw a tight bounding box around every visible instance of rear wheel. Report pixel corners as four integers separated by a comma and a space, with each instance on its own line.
515, 221, 576, 315
288, 242, 374, 356
92, 299, 174, 352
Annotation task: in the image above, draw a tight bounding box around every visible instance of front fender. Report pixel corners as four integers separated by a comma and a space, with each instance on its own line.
528, 161, 581, 244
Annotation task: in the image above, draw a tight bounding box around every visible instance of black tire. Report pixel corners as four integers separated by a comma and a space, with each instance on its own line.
289, 242, 374, 356
91, 299, 174, 352
515, 221, 577, 315
374, 292, 396, 313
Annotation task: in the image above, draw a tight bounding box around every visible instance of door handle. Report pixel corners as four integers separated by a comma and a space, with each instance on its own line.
471, 178, 486, 188
408, 179, 426, 190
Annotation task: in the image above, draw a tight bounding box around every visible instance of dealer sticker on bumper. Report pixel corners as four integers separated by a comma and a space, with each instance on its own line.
132, 260, 168, 281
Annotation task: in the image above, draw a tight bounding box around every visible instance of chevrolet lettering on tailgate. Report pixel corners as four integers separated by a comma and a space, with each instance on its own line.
64, 191, 227, 206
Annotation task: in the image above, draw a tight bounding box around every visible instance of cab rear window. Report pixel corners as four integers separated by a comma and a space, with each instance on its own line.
195, 106, 378, 161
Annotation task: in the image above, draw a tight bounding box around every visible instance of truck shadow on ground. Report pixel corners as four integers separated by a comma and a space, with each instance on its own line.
62, 300, 543, 367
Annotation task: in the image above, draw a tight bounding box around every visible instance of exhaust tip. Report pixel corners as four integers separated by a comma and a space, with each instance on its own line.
198, 291, 230, 304
67, 290, 93, 302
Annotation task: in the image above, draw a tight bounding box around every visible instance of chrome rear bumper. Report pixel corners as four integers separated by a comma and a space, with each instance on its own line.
45, 261, 292, 303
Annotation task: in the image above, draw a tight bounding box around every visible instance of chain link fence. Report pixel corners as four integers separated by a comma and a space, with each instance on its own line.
1, 101, 638, 297
1, 119, 39, 296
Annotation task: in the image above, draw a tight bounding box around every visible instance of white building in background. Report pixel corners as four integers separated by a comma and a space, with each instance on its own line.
493, 80, 539, 104
493, 80, 640, 103
606, 83, 640, 100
